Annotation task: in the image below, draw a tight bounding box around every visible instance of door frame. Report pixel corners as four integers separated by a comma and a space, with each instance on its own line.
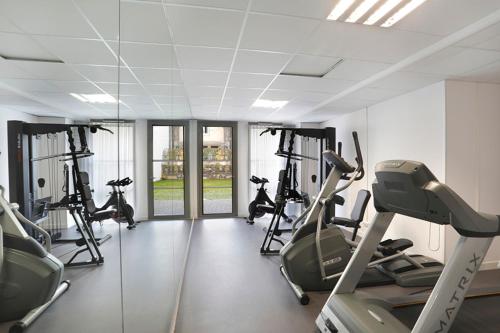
147, 120, 190, 220
197, 121, 238, 218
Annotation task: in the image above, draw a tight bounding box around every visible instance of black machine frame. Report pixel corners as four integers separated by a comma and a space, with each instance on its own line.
260, 127, 336, 255
7, 121, 116, 267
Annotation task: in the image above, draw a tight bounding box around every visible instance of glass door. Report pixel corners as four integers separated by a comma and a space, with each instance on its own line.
198, 122, 237, 217
148, 121, 189, 219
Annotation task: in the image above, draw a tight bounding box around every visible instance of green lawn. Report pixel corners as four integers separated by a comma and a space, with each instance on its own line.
153, 178, 232, 200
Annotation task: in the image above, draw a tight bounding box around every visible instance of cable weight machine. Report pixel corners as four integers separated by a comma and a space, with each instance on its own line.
259, 127, 336, 255
7, 121, 117, 267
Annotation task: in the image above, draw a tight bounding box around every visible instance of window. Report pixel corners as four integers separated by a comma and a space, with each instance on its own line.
248, 124, 284, 201
89, 121, 135, 208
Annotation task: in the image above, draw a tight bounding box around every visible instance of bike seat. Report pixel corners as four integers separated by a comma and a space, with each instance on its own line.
261, 177, 269, 183
377, 238, 413, 256
250, 176, 261, 184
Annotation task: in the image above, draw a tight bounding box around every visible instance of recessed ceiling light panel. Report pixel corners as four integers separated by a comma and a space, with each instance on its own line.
327, 0, 428, 28
327, 0, 356, 21
364, 0, 403, 25
252, 99, 288, 109
70, 93, 119, 104
381, 0, 428, 27
346, 0, 381, 23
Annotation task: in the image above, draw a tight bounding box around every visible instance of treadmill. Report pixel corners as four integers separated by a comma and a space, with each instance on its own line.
316, 160, 500, 333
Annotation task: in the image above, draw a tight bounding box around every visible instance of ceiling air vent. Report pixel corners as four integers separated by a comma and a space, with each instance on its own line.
0, 54, 63, 64
280, 55, 344, 78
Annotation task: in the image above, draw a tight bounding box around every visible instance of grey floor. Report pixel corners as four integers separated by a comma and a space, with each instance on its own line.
0, 220, 192, 333
174, 218, 329, 333
3, 217, 500, 333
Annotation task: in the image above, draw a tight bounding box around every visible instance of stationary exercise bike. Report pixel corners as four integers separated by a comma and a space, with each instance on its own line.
99, 177, 136, 230
0, 185, 70, 332
247, 176, 292, 224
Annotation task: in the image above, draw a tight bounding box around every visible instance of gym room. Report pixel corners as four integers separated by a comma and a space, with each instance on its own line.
1, 0, 500, 332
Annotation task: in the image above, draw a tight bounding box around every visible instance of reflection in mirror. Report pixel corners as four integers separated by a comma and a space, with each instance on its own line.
0, 0, 123, 332
118, 2, 193, 332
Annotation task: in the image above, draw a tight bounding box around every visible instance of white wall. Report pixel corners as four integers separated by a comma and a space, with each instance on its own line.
445, 80, 500, 267
0, 109, 37, 200
323, 82, 447, 262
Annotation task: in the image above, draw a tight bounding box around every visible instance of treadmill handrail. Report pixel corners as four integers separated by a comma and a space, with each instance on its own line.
315, 132, 366, 282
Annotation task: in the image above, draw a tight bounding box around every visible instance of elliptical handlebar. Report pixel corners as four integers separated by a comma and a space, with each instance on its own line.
340, 132, 364, 181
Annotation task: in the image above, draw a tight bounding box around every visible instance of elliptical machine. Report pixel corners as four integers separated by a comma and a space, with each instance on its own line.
0, 186, 70, 333
280, 132, 443, 305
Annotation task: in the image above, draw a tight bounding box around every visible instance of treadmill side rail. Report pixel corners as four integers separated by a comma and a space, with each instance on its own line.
412, 236, 492, 333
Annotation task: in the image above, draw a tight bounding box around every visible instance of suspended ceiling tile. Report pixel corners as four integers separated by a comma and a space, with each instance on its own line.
73, 0, 119, 41
457, 60, 500, 84
160, 0, 249, 10
0, 79, 60, 93
393, 0, 500, 36
240, 13, 319, 53
49, 80, 104, 94
73, 65, 136, 83
181, 70, 229, 86
251, 0, 334, 19
303, 21, 440, 64
270, 75, 354, 94
120, 2, 172, 44
120, 42, 177, 68
233, 50, 290, 74
228, 72, 274, 89
0, 0, 98, 38
185, 85, 225, 99
405, 47, 500, 76
324, 59, 391, 81
175, 46, 233, 71
260, 89, 299, 101
33, 36, 118, 66
0, 60, 37, 79
145, 84, 185, 96
164, 5, 244, 48
10, 61, 86, 81
153, 95, 189, 105
132, 68, 183, 85
98, 82, 145, 95
345, 86, 402, 102
0, 32, 59, 61
224, 87, 262, 100
0, 13, 21, 33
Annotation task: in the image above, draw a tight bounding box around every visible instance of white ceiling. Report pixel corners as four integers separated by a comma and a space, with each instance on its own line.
0, 0, 500, 121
